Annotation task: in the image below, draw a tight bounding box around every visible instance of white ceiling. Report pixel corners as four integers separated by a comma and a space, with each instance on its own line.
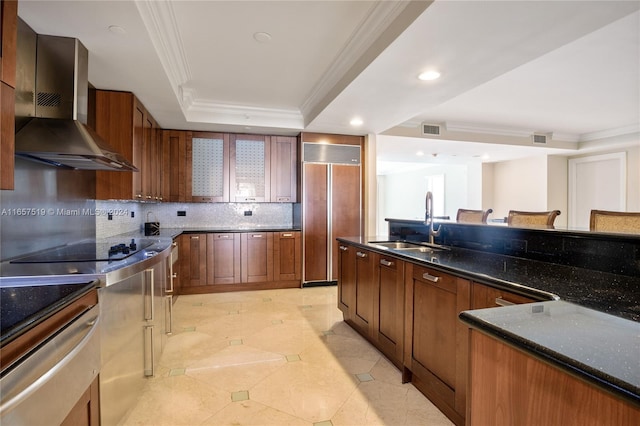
17, 1, 640, 170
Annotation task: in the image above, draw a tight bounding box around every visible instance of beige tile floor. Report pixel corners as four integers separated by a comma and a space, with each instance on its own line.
121, 286, 453, 426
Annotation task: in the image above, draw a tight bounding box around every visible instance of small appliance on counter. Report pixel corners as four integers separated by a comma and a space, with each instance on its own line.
144, 212, 160, 236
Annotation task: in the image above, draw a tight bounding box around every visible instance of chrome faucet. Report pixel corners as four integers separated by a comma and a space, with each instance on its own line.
424, 191, 441, 244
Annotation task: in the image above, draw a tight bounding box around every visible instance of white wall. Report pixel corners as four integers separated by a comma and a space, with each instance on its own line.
547, 155, 568, 227
377, 163, 479, 224
490, 156, 548, 220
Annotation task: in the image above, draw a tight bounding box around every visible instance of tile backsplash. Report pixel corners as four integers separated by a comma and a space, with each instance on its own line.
96, 201, 294, 238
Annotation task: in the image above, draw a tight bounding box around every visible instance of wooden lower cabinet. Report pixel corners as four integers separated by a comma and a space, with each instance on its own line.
471, 281, 535, 308
404, 263, 470, 426
336, 245, 405, 368
178, 231, 300, 294
468, 330, 640, 426
374, 251, 405, 368
61, 376, 100, 426
337, 242, 356, 321
274, 231, 302, 281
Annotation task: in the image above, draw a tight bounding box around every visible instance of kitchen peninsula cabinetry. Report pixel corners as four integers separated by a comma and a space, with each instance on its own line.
230, 134, 270, 202
94, 90, 161, 201
471, 281, 535, 308
0, 0, 17, 190
336, 243, 405, 368
404, 263, 470, 426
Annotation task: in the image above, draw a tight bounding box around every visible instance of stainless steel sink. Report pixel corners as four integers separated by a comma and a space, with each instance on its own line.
368, 241, 447, 253
368, 241, 423, 249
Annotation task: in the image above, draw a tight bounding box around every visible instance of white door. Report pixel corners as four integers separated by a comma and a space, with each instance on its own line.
568, 152, 626, 229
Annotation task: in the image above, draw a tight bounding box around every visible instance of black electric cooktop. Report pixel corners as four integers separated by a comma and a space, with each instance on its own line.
10, 240, 153, 263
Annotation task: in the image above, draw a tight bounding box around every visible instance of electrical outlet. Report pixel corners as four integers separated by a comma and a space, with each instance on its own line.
177, 211, 186, 217
107, 213, 113, 220
131, 211, 135, 218
244, 210, 252, 216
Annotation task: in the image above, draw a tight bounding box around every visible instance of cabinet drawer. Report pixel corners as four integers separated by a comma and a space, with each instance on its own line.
412, 264, 456, 293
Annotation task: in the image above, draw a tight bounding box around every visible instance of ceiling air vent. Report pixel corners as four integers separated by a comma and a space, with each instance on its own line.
532, 133, 551, 144
422, 123, 441, 136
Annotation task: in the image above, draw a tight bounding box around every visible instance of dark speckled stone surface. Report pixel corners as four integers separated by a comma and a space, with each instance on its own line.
460, 301, 640, 406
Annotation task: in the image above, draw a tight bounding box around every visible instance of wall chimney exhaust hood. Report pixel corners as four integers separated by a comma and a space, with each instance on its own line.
14, 19, 137, 171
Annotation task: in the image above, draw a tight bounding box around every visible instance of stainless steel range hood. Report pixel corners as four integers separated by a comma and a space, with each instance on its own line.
14, 19, 137, 171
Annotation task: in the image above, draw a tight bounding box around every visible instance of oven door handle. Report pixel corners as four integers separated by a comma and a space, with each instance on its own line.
0, 307, 100, 415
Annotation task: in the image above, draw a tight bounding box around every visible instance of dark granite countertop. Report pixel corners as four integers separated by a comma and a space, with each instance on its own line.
338, 236, 640, 322
337, 235, 640, 406
0, 280, 97, 348
460, 301, 640, 406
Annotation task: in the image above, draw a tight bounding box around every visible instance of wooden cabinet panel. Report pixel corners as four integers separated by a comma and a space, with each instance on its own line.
183, 234, 207, 288
61, 376, 100, 426
241, 232, 273, 283
230, 134, 270, 202
274, 231, 301, 281
330, 164, 362, 281
164, 130, 187, 202
0, 80, 14, 189
0, 0, 17, 190
404, 263, 470, 426
303, 163, 329, 282
1, 0, 18, 88
471, 282, 536, 309
94, 90, 160, 200
187, 132, 230, 202
352, 247, 374, 336
337, 242, 356, 321
468, 330, 640, 426
270, 136, 297, 202
206, 233, 240, 285
374, 252, 405, 367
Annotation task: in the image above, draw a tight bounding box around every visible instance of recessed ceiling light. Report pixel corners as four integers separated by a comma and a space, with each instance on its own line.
253, 32, 272, 43
350, 117, 363, 126
416, 151, 424, 156
108, 25, 126, 35
418, 70, 441, 81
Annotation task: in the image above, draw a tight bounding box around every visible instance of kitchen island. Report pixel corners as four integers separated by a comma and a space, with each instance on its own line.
336, 221, 640, 426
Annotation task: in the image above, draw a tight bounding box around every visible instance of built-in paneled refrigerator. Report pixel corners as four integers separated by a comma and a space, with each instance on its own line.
301, 134, 363, 285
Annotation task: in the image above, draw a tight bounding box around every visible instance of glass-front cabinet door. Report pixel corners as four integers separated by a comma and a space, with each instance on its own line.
188, 132, 230, 202
230, 134, 270, 202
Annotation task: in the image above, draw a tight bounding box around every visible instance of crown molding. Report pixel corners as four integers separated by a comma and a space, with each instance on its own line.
299, 1, 424, 122
135, 0, 191, 100
579, 124, 640, 142
184, 99, 304, 129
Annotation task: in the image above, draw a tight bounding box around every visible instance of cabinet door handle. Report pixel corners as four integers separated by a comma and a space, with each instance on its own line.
277, 197, 290, 202
191, 236, 199, 240
251, 234, 263, 238
282, 233, 293, 237
144, 269, 155, 321
217, 234, 230, 239
144, 325, 154, 377
380, 259, 394, 267
245, 197, 256, 201
495, 297, 515, 307
166, 295, 173, 335
422, 272, 440, 282
356, 251, 367, 258
339, 245, 348, 251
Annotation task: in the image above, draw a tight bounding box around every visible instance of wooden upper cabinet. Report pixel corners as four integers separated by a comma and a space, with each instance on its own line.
270, 136, 297, 202
163, 130, 187, 203
1, 0, 18, 87
186, 131, 230, 203
0, 0, 17, 190
94, 90, 160, 200
230, 134, 270, 202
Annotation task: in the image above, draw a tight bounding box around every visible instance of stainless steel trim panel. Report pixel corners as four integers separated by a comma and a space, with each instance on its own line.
0, 305, 100, 425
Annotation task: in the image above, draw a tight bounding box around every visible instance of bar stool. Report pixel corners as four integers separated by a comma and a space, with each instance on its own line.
456, 208, 493, 224
589, 210, 640, 234
507, 210, 561, 228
